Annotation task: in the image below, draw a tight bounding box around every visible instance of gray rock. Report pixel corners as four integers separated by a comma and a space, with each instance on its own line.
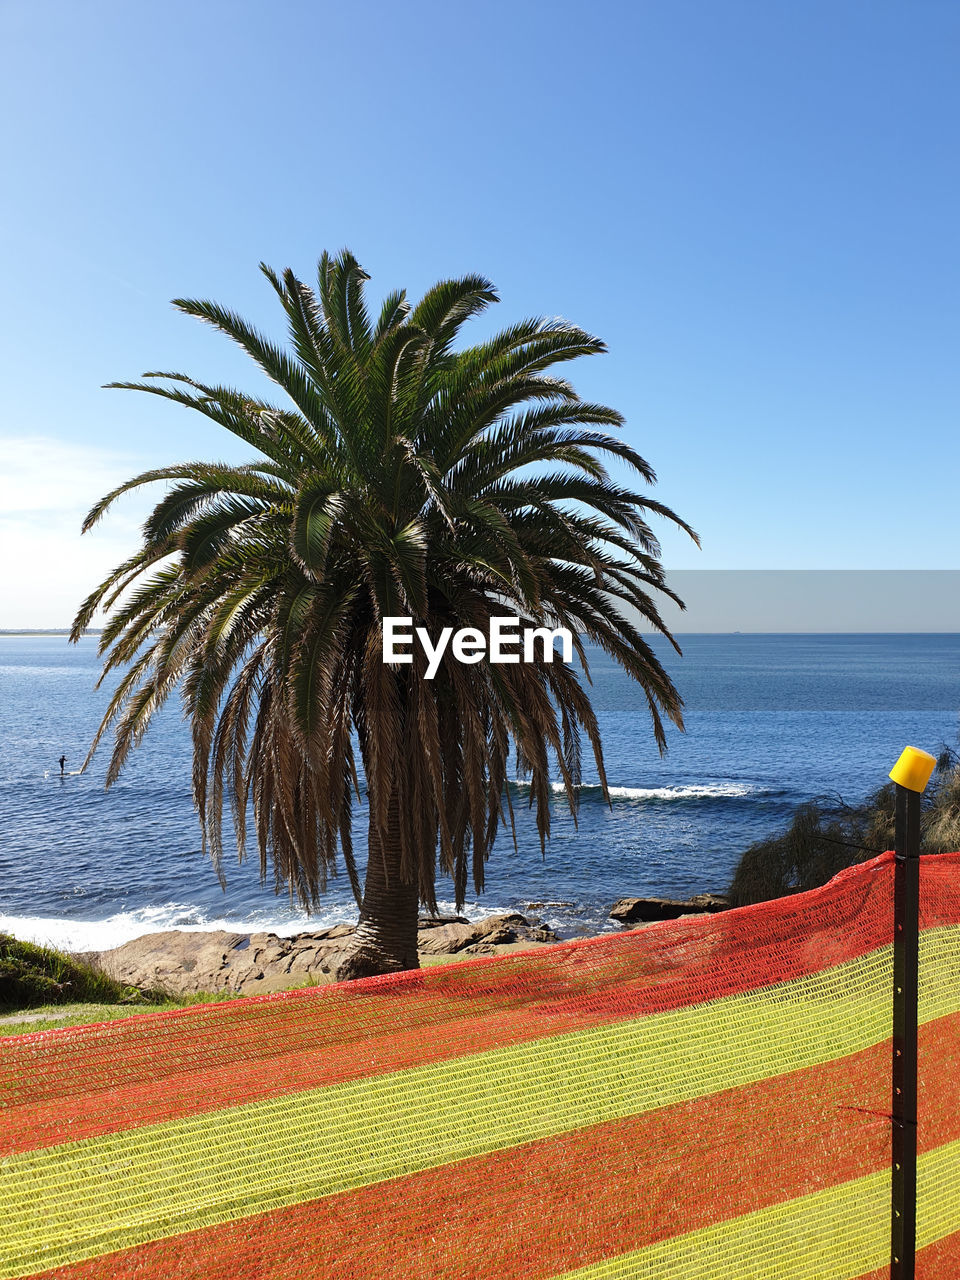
316, 924, 356, 940
90, 928, 347, 996
473, 912, 528, 937
85, 910, 562, 995
609, 894, 728, 925
687, 893, 730, 911
417, 912, 558, 955
417, 921, 479, 954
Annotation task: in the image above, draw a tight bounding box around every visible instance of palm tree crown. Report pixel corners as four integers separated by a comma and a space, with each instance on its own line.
72, 251, 698, 976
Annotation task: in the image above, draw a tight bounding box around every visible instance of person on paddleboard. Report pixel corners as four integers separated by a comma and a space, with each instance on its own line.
58, 754, 67, 776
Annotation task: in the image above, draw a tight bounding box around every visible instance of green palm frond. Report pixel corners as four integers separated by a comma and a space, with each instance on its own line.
74, 249, 698, 941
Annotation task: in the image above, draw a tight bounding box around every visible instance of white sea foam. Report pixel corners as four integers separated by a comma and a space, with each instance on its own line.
0, 898, 525, 954
0, 904, 340, 953
511, 780, 762, 800
606, 782, 758, 800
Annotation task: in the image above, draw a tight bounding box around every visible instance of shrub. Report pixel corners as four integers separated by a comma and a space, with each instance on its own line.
0, 934, 144, 1011
728, 753, 960, 909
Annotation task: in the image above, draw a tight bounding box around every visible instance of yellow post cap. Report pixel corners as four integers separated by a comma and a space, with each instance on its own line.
889, 746, 937, 793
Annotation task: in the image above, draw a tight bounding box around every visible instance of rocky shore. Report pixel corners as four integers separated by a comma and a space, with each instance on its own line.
80, 892, 728, 997
82, 913, 559, 996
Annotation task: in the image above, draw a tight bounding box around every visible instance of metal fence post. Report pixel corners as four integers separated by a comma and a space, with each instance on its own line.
889, 746, 936, 1280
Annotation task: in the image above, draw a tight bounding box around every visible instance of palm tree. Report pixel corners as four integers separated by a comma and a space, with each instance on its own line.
71, 251, 698, 978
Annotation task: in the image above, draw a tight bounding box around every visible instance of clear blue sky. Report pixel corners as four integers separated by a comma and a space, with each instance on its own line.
1, 0, 958, 626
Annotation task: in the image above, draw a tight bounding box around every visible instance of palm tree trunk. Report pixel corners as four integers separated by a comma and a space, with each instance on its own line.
333, 796, 421, 980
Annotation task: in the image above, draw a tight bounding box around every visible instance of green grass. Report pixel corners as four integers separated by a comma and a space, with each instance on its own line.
0, 991, 245, 1038
0, 934, 246, 1035
0, 1002, 175, 1036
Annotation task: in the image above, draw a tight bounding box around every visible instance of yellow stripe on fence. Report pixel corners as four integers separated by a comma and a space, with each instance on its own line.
553, 1135, 960, 1280
3, 925, 960, 1279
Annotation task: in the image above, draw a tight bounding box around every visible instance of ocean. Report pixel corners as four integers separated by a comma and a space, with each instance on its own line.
1, 633, 958, 951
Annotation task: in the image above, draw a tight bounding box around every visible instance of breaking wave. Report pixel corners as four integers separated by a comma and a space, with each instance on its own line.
509, 780, 786, 802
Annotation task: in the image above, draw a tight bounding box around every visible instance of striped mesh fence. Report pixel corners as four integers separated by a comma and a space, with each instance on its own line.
3, 849, 960, 1279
